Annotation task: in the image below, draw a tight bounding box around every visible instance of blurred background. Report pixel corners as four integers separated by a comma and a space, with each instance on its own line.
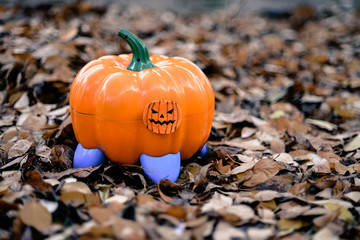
1, 0, 359, 14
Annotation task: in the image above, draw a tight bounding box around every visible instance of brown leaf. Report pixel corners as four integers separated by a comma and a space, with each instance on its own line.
230, 161, 255, 175
112, 217, 145, 240
289, 121, 312, 135
35, 145, 51, 159
17, 114, 47, 131
0, 170, 22, 192
19, 202, 52, 232
270, 138, 285, 153
89, 207, 115, 225
344, 134, 360, 152
247, 227, 274, 240
42, 166, 100, 179
213, 221, 246, 240
164, 205, 187, 220
60, 192, 100, 206
243, 172, 269, 187
192, 163, 212, 191
313, 209, 340, 228
335, 109, 356, 119
61, 181, 92, 195
277, 206, 311, 219
305, 119, 337, 131
254, 190, 281, 202
244, 159, 285, 187
273, 153, 297, 165
23, 170, 52, 192
201, 192, 232, 212
7, 139, 32, 159
313, 224, 342, 240
158, 179, 179, 203
225, 204, 255, 222
50, 145, 74, 171
344, 191, 360, 203
225, 138, 265, 151
158, 187, 174, 203
278, 219, 303, 231
311, 157, 331, 174
215, 159, 231, 175
241, 127, 256, 138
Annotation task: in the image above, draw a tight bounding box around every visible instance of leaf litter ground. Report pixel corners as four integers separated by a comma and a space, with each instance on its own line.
0, 2, 360, 240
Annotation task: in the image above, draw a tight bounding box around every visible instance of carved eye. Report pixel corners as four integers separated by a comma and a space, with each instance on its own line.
152, 109, 158, 114
167, 109, 173, 114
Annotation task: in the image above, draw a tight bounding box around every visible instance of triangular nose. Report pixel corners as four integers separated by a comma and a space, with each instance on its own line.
160, 114, 164, 118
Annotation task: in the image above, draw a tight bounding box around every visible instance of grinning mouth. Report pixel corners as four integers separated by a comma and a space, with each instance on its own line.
149, 119, 175, 125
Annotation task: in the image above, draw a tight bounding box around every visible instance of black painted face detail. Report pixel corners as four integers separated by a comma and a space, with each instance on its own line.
149, 119, 176, 125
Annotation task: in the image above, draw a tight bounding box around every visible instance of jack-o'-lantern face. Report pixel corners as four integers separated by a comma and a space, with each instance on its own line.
143, 100, 182, 134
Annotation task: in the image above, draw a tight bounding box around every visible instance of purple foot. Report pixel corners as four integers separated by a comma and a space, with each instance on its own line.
199, 144, 209, 158
139, 152, 181, 183
73, 143, 105, 168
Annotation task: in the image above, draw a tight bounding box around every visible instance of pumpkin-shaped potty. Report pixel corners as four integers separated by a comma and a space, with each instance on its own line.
70, 29, 214, 183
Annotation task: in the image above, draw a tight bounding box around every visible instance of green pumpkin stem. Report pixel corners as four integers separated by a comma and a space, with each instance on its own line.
118, 29, 156, 71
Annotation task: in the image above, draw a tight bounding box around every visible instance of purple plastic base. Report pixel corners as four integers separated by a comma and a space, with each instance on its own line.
73, 143, 105, 168
140, 152, 181, 183
199, 144, 208, 158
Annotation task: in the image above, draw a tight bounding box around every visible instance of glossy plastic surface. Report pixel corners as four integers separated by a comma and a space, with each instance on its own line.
70, 54, 214, 164
199, 144, 208, 158
73, 143, 105, 168
140, 152, 181, 183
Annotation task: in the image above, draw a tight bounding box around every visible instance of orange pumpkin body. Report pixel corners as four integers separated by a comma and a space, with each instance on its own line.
70, 54, 214, 164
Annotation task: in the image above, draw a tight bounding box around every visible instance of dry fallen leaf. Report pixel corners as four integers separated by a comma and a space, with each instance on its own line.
89, 207, 115, 225
344, 134, 360, 152
225, 138, 266, 151
244, 159, 286, 187
61, 181, 92, 195
225, 204, 255, 221
23, 170, 52, 192
313, 209, 340, 228
247, 227, 274, 240
241, 127, 256, 138
273, 153, 297, 166
311, 158, 331, 174
229, 161, 256, 175
344, 191, 360, 203
201, 192, 232, 212
278, 219, 303, 231
277, 206, 311, 219
313, 224, 340, 240
270, 138, 285, 153
7, 139, 32, 159
112, 217, 146, 240
324, 203, 354, 223
19, 201, 52, 232
254, 190, 286, 202
305, 119, 337, 131
213, 221, 246, 240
